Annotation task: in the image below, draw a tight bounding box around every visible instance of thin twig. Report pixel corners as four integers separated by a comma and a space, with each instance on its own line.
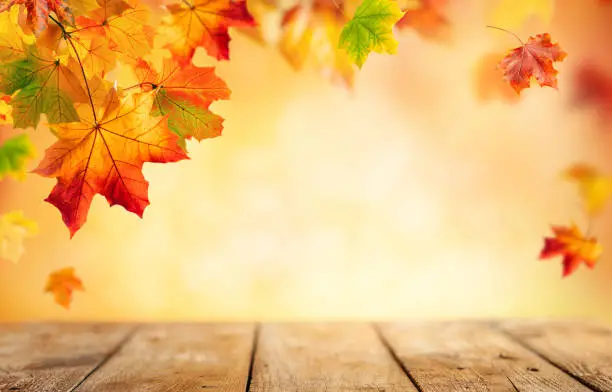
49, 16, 99, 124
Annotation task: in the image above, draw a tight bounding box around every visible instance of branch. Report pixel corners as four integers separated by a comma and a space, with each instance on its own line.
49, 15, 99, 124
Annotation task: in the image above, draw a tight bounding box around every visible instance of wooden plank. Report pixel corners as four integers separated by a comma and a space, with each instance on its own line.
249, 322, 417, 392
500, 319, 612, 392
0, 323, 133, 392
376, 321, 594, 392
74, 323, 255, 392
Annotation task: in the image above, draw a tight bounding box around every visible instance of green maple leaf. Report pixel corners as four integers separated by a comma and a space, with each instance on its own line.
338, 0, 405, 68
0, 133, 36, 181
0, 47, 86, 129
153, 91, 224, 151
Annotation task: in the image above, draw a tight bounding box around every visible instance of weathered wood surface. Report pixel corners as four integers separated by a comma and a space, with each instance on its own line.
249, 323, 417, 391
376, 321, 592, 391
500, 320, 612, 392
74, 324, 255, 392
0, 323, 132, 392
1, 320, 611, 392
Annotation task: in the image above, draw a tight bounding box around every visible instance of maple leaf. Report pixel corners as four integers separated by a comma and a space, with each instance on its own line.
0, 0, 74, 35
0, 46, 87, 129
74, 0, 152, 62
539, 223, 603, 277
33, 88, 189, 237
338, 0, 405, 68
279, 0, 354, 87
563, 163, 612, 216
396, 0, 451, 43
133, 58, 230, 149
571, 63, 612, 120
0, 210, 38, 263
44, 267, 84, 309
498, 32, 567, 94
164, 0, 256, 65
0, 133, 36, 180
0, 5, 29, 62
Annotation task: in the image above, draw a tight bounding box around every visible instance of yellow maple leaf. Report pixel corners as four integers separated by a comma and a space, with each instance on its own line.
0, 210, 38, 263
281, 1, 355, 87
563, 163, 612, 216
488, 0, 554, 30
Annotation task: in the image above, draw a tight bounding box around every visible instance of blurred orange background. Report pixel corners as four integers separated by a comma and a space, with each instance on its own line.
1, 0, 612, 322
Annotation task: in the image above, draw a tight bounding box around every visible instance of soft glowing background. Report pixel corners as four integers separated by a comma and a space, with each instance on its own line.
1, 0, 612, 322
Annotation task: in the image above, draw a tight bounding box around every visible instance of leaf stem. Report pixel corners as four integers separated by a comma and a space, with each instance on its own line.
485, 25, 525, 46
49, 16, 99, 124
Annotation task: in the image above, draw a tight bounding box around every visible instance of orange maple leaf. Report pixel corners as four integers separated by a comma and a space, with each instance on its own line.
74, 0, 152, 62
539, 223, 603, 277
44, 267, 84, 309
499, 33, 567, 94
132, 58, 230, 147
164, 0, 256, 65
33, 88, 189, 237
396, 0, 451, 43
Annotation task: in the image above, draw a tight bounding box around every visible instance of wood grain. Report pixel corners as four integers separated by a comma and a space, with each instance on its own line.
376, 321, 594, 392
249, 323, 417, 392
0, 323, 133, 392
500, 319, 612, 392
73, 323, 255, 392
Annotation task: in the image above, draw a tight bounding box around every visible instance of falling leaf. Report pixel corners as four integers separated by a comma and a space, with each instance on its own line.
396, 0, 451, 43
33, 88, 189, 237
338, 0, 404, 68
473, 52, 521, 104
280, 0, 354, 87
44, 267, 84, 309
498, 32, 567, 94
164, 0, 256, 65
563, 163, 612, 216
0, 133, 36, 180
571, 63, 612, 120
133, 58, 230, 149
539, 223, 603, 277
488, 0, 554, 30
0, 210, 38, 263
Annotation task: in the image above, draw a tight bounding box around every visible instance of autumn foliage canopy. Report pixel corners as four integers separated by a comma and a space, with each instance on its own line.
0, 0, 611, 308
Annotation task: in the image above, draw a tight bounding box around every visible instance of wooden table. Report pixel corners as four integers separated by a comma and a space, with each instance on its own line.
1, 320, 611, 391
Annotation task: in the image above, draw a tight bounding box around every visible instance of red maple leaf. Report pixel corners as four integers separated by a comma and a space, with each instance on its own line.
571, 63, 612, 120
539, 223, 603, 277
499, 33, 567, 94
